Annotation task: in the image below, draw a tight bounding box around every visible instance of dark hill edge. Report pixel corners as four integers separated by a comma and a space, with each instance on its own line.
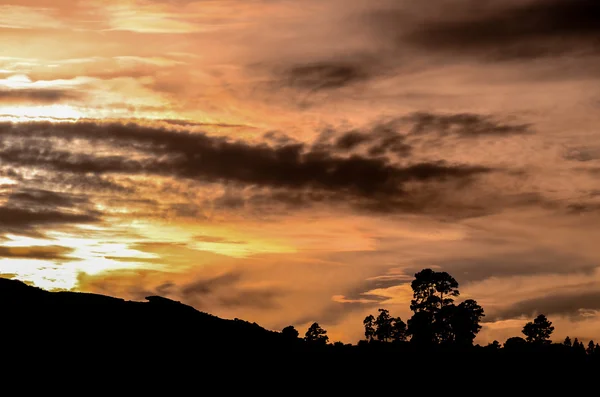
1, 277, 598, 378
0, 277, 282, 349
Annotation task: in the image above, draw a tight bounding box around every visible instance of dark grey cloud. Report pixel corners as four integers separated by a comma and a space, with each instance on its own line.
405, 112, 532, 138
181, 272, 243, 298
564, 146, 600, 162
180, 271, 283, 310
489, 290, 600, 322
402, 0, 600, 60
218, 289, 282, 310
0, 121, 492, 215
284, 61, 370, 91
0, 245, 75, 261
157, 119, 256, 131
168, 203, 207, 219
314, 112, 530, 162
0, 144, 146, 175
0, 206, 99, 235
0, 89, 81, 104
5, 188, 89, 209
325, 124, 413, 157
566, 203, 600, 214
418, 250, 598, 285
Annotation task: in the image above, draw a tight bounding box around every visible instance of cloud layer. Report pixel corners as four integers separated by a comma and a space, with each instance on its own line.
1, 0, 600, 345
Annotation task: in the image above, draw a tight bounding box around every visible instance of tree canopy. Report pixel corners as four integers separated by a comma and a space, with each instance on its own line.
522, 314, 554, 344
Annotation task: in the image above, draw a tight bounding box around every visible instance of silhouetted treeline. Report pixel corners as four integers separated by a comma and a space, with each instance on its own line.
1, 269, 599, 381
293, 269, 600, 364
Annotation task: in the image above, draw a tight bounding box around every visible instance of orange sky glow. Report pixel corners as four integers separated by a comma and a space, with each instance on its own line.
1, 0, 600, 344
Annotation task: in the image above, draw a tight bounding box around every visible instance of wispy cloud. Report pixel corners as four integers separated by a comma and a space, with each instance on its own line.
0, 5, 64, 30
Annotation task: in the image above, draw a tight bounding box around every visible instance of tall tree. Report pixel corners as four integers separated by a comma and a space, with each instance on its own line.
522, 314, 554, 344
573, 338, 586, 355
587, 340, 595, 355
451, 299, 485, 346
408, 311, 436, 346
374, 309, 393, 342
563, 336, 572, 347
434, 304, 456, 344
363, 315, 375, 342
390, 317, 407, 342
304, 322, 329, 345
410, 269, 459, 314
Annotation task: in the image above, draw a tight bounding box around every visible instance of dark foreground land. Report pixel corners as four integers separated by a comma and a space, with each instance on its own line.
1, 277, 597, 389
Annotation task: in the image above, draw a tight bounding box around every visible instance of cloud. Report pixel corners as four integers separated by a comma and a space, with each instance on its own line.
0, 5, 64, 30
563, 145, 600, 162
405, 112, 532, 138
103, 4, 209, 34
0, 245, 75, 261
193, 235, 246, 244
0, 121, 493, 215
5, 188, 89, 209
0, 89, 81, 104
284, 61, 370, 91
218, 289, 282, 310
423, 250, 599, 285
490, 290, 600, 321
318, 122, 413, 157
180, 271, 243, 298
402, 0, 600, 60
0, 206, 98, 235
314, 112, 531, 161
566, 203, 600, 214
79, 268, 284, 311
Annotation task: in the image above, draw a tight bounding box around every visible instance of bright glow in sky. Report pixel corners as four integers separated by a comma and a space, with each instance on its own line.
1, 0, 600, 344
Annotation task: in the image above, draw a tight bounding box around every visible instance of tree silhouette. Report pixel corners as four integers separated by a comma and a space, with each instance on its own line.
504, 336, 527, 350
391, 317, 407, 342
410, 269, 459, 313
434, 304, 455, 344
451, 299, 485, 346
363, 314, 375, 342
407, 269, 483, 346
486, 340, 501, 350
5, 268, 600, 373
522, 314, 554, 344
407, 311, 436, 346
573, 338, 586, 355
587, 340, 595, 355
282, 325, 299, 340
363, 309, 407, 343
304, 322, 329, 345
375, 309, 393, 342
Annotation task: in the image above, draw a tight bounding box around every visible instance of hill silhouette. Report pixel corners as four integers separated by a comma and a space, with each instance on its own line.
0, 277, 286, 354
1, 271, 598, 387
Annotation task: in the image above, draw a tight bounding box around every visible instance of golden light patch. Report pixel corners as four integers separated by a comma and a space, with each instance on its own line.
0, 104, 83, 121
0, 232, 162, 290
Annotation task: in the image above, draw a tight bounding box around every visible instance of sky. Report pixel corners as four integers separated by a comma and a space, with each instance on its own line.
1, 0, 600, 344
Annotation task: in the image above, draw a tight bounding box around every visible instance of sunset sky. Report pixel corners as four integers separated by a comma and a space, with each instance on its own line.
1, 0, 600, 344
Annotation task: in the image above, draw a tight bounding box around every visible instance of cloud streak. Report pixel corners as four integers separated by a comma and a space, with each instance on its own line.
0, 88, 81, 104
0, 245, 75, 261
0, 121, 493, 215
403, 0, 600, 60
